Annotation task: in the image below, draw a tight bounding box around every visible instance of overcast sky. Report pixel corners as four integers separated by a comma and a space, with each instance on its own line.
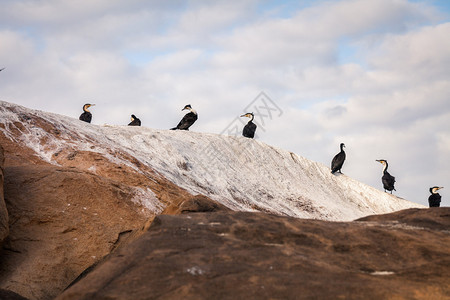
1, 0, 449, 207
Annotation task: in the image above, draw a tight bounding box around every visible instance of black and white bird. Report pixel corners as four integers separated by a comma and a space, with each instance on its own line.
331, 143, 346, 174
170, 104, 198, 130
240, 112, 257, 138
428, 186, 443, 207
79, 103, 95, 123
376, 159, 396, 193
128, 114, 141, 126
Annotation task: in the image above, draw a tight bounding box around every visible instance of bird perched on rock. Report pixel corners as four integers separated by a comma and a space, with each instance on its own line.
376, 159, 396, 193
331, 143, 346, 174
171, 104, 198, 130
240, 112, 257, 138
128, 114, 141, 126
79, 103, 95, 123
428, 186, 443, 207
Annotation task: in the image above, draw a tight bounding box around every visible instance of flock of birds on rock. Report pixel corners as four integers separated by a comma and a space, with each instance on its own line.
79, 103, 443, 208
330, 144, 443, 207
79, 103, 256, 135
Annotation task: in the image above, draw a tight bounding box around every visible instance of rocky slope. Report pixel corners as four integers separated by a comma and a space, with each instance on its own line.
0, 101, 423, 221
0, 100, 441, 300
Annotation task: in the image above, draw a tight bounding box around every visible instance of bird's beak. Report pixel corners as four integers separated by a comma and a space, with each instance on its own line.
240, 114, 246, 117
439, 187, 444, 190
91, 104, 95, 107
375, 160, 380, 163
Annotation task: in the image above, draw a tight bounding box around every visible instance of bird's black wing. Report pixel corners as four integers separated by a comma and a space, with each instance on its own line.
128, 119, 141, 126
428, 194, 441, 207
175, 112, 197, 130
79, 112, 92, 123
243, 122, 257, 138
331, 151, 345, 173
382, 172, 396, 191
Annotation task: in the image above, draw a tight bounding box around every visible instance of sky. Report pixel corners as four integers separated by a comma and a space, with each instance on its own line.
1, 0, 449, 207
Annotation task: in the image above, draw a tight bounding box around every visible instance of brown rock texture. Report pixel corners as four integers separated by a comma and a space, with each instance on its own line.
357, 207, 450, 231
0, 155, 198, 300
58, 208, 450, 300
0, 143, 8, 245
165, 194, 232, 215
1, 164, 152, 300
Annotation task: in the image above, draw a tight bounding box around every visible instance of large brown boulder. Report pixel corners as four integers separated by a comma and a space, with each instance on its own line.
0, 144, 8, 245
58, 208, 450, 300
0, 164, 152, 300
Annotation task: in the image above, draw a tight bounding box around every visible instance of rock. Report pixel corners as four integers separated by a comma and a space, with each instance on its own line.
0, 144, 8, 245
0, 289, 29, 300
0, 100, 424, 223
357, 207, 450, 231
58, 209, 450, 300
172, 194, 232, 214
0, 164, 151, 300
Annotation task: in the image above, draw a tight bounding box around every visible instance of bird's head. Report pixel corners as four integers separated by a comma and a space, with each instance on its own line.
240, 112, 254, 119
182, 104, 192, 111
376, 159, 387, 166
131, 114, 137, 121
340, 143, 345, 149
83, 103, 95, 111
430, 186, 444, 194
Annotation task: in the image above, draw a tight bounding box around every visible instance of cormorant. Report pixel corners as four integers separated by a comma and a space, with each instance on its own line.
79, 103, 95, 123
128, 114, 141, 126
428, 186, 443, 207
331, 143, 346, 174
240, 112, 257, 138
376, 159, 396, 193
170, 104, 198, 130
